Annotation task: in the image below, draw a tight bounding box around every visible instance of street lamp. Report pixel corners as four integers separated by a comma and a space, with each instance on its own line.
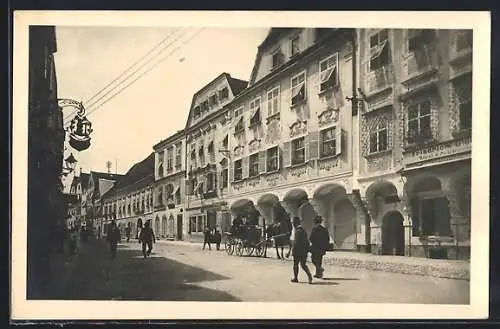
61, 153, 77, 176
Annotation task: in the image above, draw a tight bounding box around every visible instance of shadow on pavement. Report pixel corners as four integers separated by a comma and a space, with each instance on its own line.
322, 277, 360, 281
54, 243, 240, 302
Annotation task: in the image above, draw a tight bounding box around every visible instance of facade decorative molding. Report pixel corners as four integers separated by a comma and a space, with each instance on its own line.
289, 119, 308, 138
317, 107, 339, 128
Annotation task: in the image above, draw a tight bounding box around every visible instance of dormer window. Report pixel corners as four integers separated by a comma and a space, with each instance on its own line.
219, 87, 229, 100
272, 49, 284, 68
319, 54, 338, 93
291, 36, 300, 57
209, 94, 218, 107
193, 106, 201, 119
201, 101, 209, 113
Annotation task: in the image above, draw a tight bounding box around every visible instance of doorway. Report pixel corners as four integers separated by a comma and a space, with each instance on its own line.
381, 211, 405, 256
177, 214, 183, 240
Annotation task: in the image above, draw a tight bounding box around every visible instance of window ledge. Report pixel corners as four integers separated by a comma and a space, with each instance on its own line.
263, 169, 280, 175
231, 179, 244, 184
248, 173, 261, 179
403, 138, 437, 151
289, 161, 307, 169
451, 129, 471, 139
363, 149, 392, 159
266, 113, 280, 123
318, 154, 340, 161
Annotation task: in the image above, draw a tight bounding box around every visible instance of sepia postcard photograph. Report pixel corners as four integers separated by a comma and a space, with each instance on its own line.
11, 10, 491, 321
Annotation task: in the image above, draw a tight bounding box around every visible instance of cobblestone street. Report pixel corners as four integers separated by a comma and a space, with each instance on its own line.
54, 240, 469, 304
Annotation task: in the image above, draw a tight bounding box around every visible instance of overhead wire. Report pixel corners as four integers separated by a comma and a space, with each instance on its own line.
63, 27, 185, 124
71, 28, 205, 122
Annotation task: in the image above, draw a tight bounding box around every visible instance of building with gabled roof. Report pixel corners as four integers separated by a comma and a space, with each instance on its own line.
99, 152, 155, 239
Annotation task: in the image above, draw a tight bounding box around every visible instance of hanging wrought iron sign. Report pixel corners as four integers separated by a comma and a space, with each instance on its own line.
58, 99, 93, 152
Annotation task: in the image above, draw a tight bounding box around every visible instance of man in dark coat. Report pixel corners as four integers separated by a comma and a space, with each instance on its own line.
290, 217, 313, 284
309, 215, 330, 278
139, 220, 155, 258
107, 220, 121, 259
202, 226, 212, 250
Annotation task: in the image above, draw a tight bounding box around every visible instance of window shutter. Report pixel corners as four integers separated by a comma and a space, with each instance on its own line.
335, 127, 342, 156
259, 150, 266, 174
282, 141, 291, 167
242, 156, 249, 178
308, 131, 320, 160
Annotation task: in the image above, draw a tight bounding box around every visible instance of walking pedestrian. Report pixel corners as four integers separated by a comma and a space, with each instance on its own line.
107, 220, 121, 259
213, 228, 222, 251
290, 217, 313, 284
202, 226, 212, 250
309, 215, 330, 278
125, 225, 131, 243
139, 220, 155, 258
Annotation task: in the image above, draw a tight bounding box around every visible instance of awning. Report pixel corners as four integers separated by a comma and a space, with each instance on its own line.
370, 40, 388, 60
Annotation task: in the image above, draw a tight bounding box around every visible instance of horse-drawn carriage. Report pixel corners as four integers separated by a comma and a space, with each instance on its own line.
224, 224, 268, 257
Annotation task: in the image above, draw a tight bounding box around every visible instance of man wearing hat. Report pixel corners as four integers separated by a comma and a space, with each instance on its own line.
290, 217, 313, 284
309, 215, 330, 278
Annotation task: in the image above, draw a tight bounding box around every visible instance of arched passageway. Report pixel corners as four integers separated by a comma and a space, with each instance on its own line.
381, 211, 405, 256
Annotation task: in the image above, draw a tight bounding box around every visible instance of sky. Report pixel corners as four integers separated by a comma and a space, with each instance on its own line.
54, 26, 269, 188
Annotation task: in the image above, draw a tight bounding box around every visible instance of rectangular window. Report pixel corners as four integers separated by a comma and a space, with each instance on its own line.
175, 143, 182, 168
291, 36, 300, 56
249, 153, 259, 177
407, 99, 432, 143
175, 188, 181, 205
221, 168, 228, 188
235, 117, 244, 133
321, 127, 337, 157
369, 123, 388, 154
206, 172, 215, 192
234, 107, 243, 118
201, 101, 209, 113
319, 54, 338, 92
266, 146, 279, 172
369, 29, 390, 71
459, 101, 472, 131
267, 86, 280, 117
198, 145, 205, 167
167, 148, 174, 171
292, 137, 306, 165
219, 87, 229, 100
234, 159, 243, 181
291, 71, 306, 106
157, 186, 163, 205
208, 141, 215, 162
408, 29, 434, 52
249, 98, 261, 126
197, 215, 205, 232
157, 152, 164, 177
222, 134, 229, 149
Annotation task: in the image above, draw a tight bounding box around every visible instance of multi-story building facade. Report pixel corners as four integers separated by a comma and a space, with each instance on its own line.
218, 28, 361, 250
153, 131, 186, 240
101, 153, 155, 239
27, 25, 66, 297
183, 73, 248, 242
355, 28, 472, 259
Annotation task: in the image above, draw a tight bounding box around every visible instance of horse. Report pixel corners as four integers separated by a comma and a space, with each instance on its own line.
266, 220, 292, 260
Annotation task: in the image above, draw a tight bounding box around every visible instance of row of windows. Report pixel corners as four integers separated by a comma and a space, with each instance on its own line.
367, 29, 472, 72
193, 87, 230, 120
157, 143, 183, 177
156, 185, 182, 205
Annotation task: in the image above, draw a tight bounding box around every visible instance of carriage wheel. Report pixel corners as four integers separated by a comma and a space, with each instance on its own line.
225, 238, 234, 255
244, 245, 254, 257
235, 241, 243, 256
255, 241, 267, 257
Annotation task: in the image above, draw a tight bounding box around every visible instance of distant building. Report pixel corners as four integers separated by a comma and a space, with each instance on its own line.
84, 171, 124, 233
100, 153, 155, 239
68, 170, 90, 226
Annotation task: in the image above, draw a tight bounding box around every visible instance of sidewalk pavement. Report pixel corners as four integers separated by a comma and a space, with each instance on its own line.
155, 239, 470, 281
